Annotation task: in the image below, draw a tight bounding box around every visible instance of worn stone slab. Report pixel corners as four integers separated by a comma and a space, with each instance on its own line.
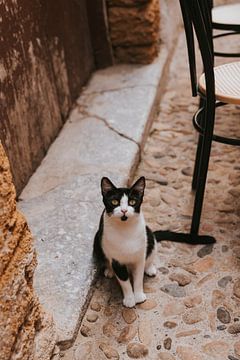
82, 49, 168, 93
19, 175, 103, 343
78, 86, 157, 145
20, 117, 138, 201
77, 49, 168, 145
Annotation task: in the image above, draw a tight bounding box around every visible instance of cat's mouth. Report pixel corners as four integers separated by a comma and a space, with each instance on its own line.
121, 215, 128, 221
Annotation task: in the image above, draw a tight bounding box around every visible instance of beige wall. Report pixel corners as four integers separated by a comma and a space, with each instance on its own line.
0, 142, 56, 360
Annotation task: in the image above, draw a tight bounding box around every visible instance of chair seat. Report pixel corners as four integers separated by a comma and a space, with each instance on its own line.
212, 3, 240, 29
198, 61, 240, 105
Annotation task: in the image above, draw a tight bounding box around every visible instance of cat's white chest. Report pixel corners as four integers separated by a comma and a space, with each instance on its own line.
102, 213, 146, 265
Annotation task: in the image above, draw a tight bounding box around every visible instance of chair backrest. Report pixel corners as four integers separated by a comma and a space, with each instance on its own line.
179, 0, 215, 108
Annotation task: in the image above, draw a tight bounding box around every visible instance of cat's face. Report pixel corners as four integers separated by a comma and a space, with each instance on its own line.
101, 177, 145, 221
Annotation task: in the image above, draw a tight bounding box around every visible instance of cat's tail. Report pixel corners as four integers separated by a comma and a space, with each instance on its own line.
153, 230, 216, 245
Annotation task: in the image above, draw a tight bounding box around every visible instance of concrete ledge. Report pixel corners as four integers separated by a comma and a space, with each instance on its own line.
19, 29, 179, 347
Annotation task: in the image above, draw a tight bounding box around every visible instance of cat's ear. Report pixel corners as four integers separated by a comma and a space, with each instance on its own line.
101, 177, 116, 196
130, 176, 145, 195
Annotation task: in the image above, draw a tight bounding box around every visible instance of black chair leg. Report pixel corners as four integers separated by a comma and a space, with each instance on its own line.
192, 134, 203, 190
192, 98, 205, 191
191, 121, 213, 235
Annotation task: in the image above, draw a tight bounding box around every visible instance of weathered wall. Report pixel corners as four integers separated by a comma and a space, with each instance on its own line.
0, 0, 94, 195
106, 0, 160, 64
0, 142, 56, 360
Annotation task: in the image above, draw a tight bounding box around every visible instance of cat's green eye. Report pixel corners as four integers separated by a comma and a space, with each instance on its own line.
111, 199, 119, 206
129, 199, 136, 206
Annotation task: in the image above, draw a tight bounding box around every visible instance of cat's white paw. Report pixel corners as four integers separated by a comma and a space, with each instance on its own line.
134, 292, 147, 304
123, 295, 136, 308
104, 268, 114, 279
145, 264, 157, 277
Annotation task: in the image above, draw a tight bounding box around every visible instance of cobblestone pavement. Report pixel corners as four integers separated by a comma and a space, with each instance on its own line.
62, 32, 240, 360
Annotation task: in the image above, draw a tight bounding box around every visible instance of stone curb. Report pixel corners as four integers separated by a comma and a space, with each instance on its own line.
18, 31, 180, 349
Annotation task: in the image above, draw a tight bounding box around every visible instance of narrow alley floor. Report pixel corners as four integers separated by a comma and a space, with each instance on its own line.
62, 32, 240, 360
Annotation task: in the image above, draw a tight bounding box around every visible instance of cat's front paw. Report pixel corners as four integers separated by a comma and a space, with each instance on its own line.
123, 295, 136, 308
145, 264, 157, 277
134, 292, 146, 304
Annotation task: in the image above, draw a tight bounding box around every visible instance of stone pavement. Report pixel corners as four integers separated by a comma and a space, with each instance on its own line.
61, 32, 240, 360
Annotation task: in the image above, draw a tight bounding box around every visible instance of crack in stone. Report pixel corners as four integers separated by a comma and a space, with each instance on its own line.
80, 84, 155, 97
76, 105, 142, 153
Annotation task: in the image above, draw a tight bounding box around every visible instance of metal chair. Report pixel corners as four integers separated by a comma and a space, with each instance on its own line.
179, 0, 240, 238
211, 1, 240, 58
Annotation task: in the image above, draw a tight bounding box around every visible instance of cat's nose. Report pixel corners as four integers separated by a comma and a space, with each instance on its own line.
121, 209, 127, 214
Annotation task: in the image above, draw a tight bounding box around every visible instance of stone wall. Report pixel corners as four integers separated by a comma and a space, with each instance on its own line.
0, 143, 56, 360
107, 0, 160, 64
1, 0, 94, 195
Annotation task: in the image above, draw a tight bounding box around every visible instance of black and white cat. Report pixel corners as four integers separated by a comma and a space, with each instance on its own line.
93, 176, 215, 308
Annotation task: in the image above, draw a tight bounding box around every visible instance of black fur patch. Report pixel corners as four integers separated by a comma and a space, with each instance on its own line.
112, 259, 129, 281
146, 226, 155, 258
93, 211, 106, 265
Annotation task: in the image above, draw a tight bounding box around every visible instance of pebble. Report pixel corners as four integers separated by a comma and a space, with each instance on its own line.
158, 352, 175, 360
103, 321, 118, 338
234, 341, 240, 357
211, 289, 225, 308
233, 246, 240, 259
161, 193, 176, 205
138, 320, 152, 346
197, 244, 214, 258
218, 276, 232, 288
99, 342, 119, 359
80, 324, 91, 337
143, 285, 157, 293
217, 325, 227, 330
182, 307, 205, 325
163, 302, 185, 317
217, 307, 231, 324
158, 267, 169, 274
74, 342, 94, 360
228, 323, 240, 334
184, 295, 202, 308
104, 307, 114, 317
117, 325, 137, 344
197, 274, 214, 287
127, 342, 149, 358
176, 329, 201, 338
137, 299, 157, 310
163, 337, 172, 350
169, 272, 191, 286
163, 321, 177, 329
86, 313, 98, 323
228, 356, 240, 360
233, 279, 240, 298
202, 340, 229, 357
181, 167, 192, 176
222, 245, 229, 253
176, 345, 203, 360
90, 302, 101, 312
122, 308, 137, 324
160, 284, 186, 298
146, 174, 168, 185
193, 256, 214, 272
